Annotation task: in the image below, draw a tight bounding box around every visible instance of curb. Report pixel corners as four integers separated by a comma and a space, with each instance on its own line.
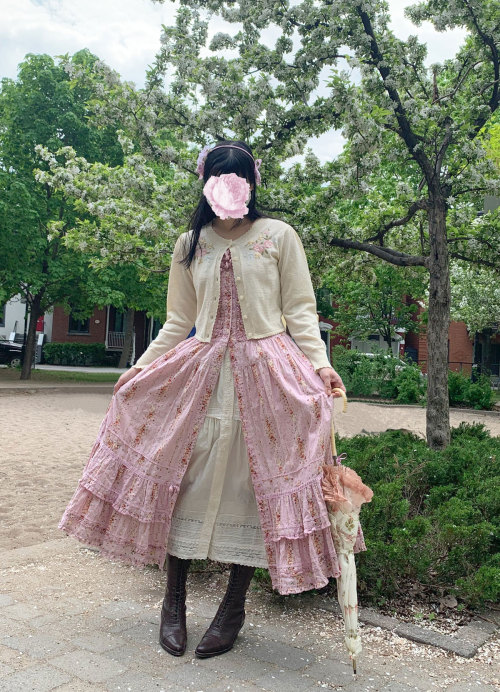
346, 398, 499, 416
312, 597, 498, 658
0, 384, 114, 395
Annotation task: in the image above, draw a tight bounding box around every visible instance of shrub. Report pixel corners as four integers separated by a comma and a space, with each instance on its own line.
254, 426, 499, 610
448, 371, 493, 410
448, 370, 470, 406
43, 342, 107, 366
330, 346, 493, 410
393, 366, 427, 404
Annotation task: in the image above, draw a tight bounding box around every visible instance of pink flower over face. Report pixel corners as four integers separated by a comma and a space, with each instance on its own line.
203, 173, 251, 220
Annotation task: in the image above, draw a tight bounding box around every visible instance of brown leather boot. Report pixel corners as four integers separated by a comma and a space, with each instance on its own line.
195, 563, 255, 658
159, 554, 191, 656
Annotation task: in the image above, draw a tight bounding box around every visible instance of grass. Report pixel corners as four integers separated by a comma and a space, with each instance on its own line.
0, 366, 120, 383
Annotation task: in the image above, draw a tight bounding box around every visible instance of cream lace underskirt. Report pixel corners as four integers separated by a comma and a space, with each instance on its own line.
166, 347, 269, 568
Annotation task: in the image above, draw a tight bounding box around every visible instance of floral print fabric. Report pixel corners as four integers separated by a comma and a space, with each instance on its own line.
58, 248, 367, 595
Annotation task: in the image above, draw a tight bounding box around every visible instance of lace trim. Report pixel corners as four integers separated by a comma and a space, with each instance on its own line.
77, 440, 180, 523
167, 513, 268, 566
322, 463, 374, 508
258, 474, 332, 542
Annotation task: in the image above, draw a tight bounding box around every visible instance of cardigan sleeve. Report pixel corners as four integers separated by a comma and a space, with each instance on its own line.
278, 224, 332, 372
133, 233, 197, 369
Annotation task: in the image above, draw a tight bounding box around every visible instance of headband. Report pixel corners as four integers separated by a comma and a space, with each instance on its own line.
196, 144, 262, 185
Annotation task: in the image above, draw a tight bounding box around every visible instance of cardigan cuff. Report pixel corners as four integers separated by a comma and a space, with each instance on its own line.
311, 356, 333, 372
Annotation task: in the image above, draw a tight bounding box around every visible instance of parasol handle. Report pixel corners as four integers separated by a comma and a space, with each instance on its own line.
330, 387, 348, 458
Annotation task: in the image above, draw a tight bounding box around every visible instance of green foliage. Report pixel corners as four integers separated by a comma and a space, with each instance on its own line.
324, 262, 426, 349
393, 367, 428, 405
330, 345, 427, 403
348, 427, 498, 607
329, 346, 493, 409
253, 427, 499, 608
43, 342, 108, 366
448, 371, 494, 410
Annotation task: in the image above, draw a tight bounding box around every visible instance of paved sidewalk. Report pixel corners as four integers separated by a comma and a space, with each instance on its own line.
0, 538, 498, 692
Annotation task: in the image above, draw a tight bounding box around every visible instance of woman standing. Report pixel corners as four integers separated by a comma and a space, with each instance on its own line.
58, 140, 367, 660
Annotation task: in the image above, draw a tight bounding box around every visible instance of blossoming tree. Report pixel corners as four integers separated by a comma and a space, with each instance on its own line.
49, 2, 499, 449
141, 0, 498, 449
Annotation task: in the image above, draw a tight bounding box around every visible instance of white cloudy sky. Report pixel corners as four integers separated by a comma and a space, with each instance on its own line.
1, 0, 468, 163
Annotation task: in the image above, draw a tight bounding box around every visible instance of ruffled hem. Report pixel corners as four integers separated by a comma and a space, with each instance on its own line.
266, 524, 340, 594
77, 436, 180, 523
265, 520, 367, 595
255, 474, 368, 594
259, 474, 336, 541
58, 486, 170, 570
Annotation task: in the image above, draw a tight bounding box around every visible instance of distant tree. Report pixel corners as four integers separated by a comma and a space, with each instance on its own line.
33, 134, 189, 368
0, 50, 123, 379
324, 261, 426, 350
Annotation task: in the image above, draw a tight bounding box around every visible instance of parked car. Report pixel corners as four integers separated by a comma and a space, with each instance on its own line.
0, 337, 24, 367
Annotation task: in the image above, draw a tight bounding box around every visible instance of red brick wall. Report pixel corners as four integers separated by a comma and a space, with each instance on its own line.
410, 306, 473, 375
448, 321, 474, 375
51, 305, 107, 344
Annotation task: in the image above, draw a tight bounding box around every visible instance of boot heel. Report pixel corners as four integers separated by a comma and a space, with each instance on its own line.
194, 564, 254, 658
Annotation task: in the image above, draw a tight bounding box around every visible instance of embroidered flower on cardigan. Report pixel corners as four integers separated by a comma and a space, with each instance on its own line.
195, 236, 215, 262
246, 232, 275, 258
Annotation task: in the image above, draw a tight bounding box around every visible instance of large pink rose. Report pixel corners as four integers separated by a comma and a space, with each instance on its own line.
203, 173, 251, 219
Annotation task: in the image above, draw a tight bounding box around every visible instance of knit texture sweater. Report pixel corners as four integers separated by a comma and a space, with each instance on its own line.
134, 217, 332, 372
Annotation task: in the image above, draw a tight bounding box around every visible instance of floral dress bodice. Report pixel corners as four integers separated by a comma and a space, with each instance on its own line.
211, 249, 247, 344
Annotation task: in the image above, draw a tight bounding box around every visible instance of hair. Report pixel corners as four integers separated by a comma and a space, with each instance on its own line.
178, 139, 280, 270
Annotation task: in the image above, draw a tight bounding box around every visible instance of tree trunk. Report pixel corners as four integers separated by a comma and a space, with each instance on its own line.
118, 308, 136, 369
426, 197, 451, 449
20, 293, 43, 380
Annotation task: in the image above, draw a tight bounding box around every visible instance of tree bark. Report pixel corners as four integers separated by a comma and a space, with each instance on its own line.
20, 293, 43, 380
426, 197, 451, 449
118, 308, 136, 369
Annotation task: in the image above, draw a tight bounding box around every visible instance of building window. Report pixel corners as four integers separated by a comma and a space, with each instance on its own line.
109, 306, 125, 333
68, 315, 90, 334
0, 303, 5, 327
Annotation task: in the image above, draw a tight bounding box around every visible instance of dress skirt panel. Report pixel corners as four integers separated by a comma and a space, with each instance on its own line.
166, 347, 268, 568
57, 334, 227, 570
58, 247, 367, 594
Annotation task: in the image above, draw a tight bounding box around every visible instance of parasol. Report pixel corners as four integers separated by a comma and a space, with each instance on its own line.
321, 387, 373, 675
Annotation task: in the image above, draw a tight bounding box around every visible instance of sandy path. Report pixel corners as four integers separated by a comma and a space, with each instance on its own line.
1, 391, 498, 551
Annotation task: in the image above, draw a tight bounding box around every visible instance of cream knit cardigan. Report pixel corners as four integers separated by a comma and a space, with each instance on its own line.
133, 217, 332, 372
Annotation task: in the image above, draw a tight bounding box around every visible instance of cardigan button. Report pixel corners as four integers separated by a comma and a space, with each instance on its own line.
169, 485, 175, 494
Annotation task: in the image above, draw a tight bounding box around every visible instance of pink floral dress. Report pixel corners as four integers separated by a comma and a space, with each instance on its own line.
58, 244, 367, 595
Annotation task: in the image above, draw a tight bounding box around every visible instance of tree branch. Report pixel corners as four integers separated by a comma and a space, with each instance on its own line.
356, 7, 434, 185
364, 199, 428, 243
449, 251, 500, 270
462, 0, 499, 135
327, 236, 427, 267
